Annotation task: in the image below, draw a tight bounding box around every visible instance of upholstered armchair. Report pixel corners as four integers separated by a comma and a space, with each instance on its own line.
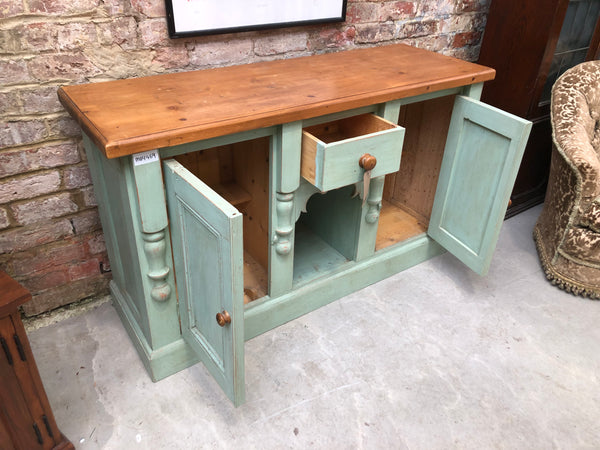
534, 60, 600, 298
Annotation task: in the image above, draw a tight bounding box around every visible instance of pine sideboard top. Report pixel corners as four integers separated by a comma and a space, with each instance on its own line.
58, 44, 495, 159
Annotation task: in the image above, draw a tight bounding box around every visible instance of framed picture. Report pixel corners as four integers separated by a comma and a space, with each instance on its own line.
165, 0, 348, 38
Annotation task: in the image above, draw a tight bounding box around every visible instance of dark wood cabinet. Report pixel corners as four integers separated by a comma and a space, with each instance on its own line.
478, 0, 600, 216
0, 271, 73, 450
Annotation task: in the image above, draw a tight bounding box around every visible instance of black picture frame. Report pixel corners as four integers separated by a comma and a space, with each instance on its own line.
165, 0, 348, 39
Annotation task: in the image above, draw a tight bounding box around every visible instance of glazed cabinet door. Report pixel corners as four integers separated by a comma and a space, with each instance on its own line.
428, 96, 532, 275
163, 159, 245, 406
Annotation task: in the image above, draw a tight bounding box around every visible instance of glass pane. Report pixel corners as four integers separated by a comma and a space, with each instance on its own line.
556, 0, 600, 51
541, 48, 589, 104
540, 0, 600, 106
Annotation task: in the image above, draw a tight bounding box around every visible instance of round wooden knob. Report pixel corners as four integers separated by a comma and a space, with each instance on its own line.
216, 310, 231, 327
359, 154, 377, 171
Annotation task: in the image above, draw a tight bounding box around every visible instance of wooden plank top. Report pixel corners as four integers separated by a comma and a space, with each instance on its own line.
0, 271, 30, 316
58, 44, 495, 159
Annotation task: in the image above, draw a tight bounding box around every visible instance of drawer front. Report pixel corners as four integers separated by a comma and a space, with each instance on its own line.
301, 113, 405, 192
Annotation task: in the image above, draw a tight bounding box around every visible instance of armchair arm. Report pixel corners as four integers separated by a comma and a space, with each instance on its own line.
552, 89, 600, 200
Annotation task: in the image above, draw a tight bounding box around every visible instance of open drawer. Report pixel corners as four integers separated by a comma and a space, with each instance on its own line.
301, 113, 405, 192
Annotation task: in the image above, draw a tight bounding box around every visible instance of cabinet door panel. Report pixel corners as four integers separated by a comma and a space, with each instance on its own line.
429, 96, 531, 275
164, 159, 245, 406
0, 318, 41, 449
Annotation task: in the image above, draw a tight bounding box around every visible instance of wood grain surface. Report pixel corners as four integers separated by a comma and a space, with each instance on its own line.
58, 44, 495, 158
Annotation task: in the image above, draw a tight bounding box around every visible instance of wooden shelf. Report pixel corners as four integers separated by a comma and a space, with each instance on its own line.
375, 200, 427, 251
212, 182, 252, 207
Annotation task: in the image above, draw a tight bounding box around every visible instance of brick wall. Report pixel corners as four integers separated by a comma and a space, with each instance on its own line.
0, 0, 490, 316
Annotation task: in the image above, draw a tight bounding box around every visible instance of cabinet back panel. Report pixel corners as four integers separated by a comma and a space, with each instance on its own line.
384, 96, 455, 222
232, 138, 270, 273
299, 185, 362, 260
173, 138, 270, 299
174, 146, 233, 186
243, 251, 267, 303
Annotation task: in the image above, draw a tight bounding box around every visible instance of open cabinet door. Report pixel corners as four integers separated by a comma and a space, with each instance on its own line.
163, 159, 245, 406
428, 96, 531, 275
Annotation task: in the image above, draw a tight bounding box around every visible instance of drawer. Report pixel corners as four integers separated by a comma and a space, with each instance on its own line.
301, 113, 405, 192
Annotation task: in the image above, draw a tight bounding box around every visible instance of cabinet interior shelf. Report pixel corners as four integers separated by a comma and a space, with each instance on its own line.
212, 182, 252, 206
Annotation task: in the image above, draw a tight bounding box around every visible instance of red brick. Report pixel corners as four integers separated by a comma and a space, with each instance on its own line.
404, 35, 451, 54
0, 0, 25, 16
0, 30, 21, 55
153, 46, 190, 70
0, 171, 61, 203
455, 0, 488, 13
452, 31, 482, 48
0, 60, 32, 85
21, 86, 64, 114
47, 116, 82, 139
449, 46, 480, 62
11, 193, 79, 226
24, 268, 69, 292
418, 0, 454, 16
80, 186, 97, 207
380, 1, 416, 21
0, 219, 74, 254
189, 39, 253, 67
254, 32, 308, 56
139, 19, 169, 48
131, 0, 166, 18
0, 142, 81, 178
0, 91, 20, 116
99, 0, 129, 15
69, 258, 100, 281
28, 0, 100, 14
28, 54, 101, 82
22, 274, 111, 316
86, 233, 106, 255
11, 240, 86, 276
355, 22, 395, 43
0, 120, 48, 147
69, 210, 102, 234
97, 17, 138, 49
346, 3, 379, 23
16, 23, 58, 52
0, 208, 9, 230
398, 19, 439, 39
64, 165, 92, 189
56, 22, 98, 51
309, 27, 356, 51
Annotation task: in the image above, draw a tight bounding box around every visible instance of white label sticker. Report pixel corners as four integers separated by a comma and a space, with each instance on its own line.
133, 150, 159, 166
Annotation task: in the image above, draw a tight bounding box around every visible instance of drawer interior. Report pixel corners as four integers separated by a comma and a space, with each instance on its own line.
173, 138, 269, 303
376, 95, 455, 250
303, 113, 398, 144
301, 113, 404, 192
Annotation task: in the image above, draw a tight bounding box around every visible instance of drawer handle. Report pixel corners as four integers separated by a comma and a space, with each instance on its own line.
359, 153, 377, 170
359, 154, 377, 207
13, 334, 26, 361
1, 337, 13, 365
216, 310, 231, 327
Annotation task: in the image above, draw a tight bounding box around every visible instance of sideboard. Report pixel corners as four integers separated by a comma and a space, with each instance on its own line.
58, 44, 531, 406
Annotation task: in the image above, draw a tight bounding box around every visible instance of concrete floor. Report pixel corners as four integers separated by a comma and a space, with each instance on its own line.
27, 205, 600, 449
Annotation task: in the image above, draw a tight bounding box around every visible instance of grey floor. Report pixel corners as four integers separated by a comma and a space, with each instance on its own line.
27, 205, 600, 449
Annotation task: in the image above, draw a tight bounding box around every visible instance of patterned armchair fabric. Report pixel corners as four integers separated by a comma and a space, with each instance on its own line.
534, 60, 600, 298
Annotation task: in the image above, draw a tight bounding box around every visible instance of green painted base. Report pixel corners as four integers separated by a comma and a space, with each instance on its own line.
110, 281, 199, 381
244, 234, 446, 340
109, 234, 445, 381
